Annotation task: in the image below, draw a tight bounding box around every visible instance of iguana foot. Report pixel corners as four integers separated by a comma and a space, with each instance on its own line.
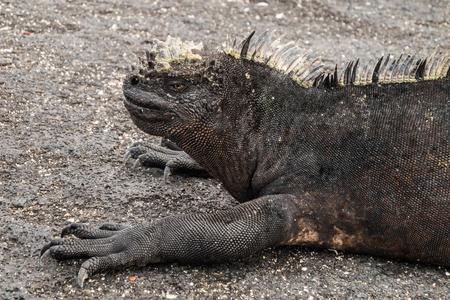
40, 223, 131, 259
124, 141, 208, 182
40, 222, 161, 288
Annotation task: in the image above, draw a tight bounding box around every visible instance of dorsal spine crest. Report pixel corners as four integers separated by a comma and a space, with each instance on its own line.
143, 31, 449, 88
225, 31, 449, 88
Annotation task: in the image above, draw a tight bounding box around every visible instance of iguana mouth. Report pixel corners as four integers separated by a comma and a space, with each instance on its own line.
123, 97, 153, 118
123, 88, 173, 120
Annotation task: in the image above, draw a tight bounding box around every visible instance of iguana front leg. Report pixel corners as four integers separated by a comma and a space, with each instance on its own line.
124, 140, 208, 182
40, 195, 294, 287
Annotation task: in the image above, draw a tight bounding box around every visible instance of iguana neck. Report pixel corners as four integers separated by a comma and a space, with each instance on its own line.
171, 57, 307, 201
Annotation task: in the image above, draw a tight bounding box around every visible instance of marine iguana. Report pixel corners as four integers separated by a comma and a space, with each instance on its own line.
41, 31, 450, 287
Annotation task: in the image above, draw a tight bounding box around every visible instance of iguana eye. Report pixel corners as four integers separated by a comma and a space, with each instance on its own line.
130, 75, 141, 85
166, 79, 189, 92
172, 83, 185, 90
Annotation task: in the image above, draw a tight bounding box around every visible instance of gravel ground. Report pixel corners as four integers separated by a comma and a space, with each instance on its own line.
1, 0, 449, 299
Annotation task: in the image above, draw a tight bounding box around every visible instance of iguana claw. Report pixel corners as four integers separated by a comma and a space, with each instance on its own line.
39, 247, 52, 266
78, 263, 90, 288
124, 141, 208, 179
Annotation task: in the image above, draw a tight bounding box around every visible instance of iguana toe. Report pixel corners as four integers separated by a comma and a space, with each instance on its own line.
61, 223, 118, 239
98, 223, 130, 231
77, 253, 137, 288
123, 142, 148, 162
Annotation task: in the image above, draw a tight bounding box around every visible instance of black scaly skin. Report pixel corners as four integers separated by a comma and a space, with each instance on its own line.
41, 34, 450, 287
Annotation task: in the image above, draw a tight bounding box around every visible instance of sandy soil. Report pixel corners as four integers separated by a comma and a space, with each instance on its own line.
1, 0, 449, 299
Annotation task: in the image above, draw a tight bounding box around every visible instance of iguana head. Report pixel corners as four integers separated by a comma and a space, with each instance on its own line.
122, 32, 325, 163
122, 32, 320, 145
123, 36, 225, 144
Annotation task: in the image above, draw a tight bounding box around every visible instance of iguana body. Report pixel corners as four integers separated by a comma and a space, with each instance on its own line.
41, 32, 450, 287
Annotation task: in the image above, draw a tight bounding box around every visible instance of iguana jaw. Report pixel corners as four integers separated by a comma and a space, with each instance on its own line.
123, 97, 165, 118
123, 81, 176, 135
124, 92, 173, 116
